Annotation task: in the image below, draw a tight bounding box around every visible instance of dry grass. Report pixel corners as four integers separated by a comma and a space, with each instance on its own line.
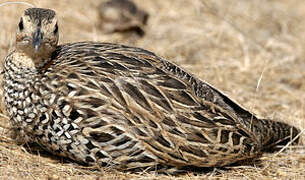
1, 0, 305, 179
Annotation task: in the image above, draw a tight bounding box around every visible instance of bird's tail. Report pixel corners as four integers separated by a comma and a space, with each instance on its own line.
251, 118, 300, 151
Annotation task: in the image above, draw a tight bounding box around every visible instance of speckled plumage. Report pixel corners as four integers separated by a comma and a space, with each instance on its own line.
3, 8, 299, 173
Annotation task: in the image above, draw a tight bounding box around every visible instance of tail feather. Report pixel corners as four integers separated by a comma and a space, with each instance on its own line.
252, 119, 300, 151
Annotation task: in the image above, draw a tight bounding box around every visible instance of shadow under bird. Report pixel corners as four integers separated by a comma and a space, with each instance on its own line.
3, 8, 300, 173
98, 0, 149, 36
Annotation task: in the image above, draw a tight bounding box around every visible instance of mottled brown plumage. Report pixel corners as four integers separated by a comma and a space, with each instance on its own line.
3, 8, 299, 173
98, 0, 149, 36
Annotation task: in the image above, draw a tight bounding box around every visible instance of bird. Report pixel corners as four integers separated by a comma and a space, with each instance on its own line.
3, 8, 300, 173
97, 0, 149, 36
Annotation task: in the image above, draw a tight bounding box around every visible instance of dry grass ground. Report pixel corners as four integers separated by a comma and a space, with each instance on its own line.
0, 0, 305, 179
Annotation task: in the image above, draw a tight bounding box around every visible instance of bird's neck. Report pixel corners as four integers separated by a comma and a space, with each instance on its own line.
4, 51, 40, 82
11, 51, 36, 69
7, 51, 51, 71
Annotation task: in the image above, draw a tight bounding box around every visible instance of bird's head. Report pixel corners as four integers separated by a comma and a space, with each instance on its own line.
16, 8, 59, 60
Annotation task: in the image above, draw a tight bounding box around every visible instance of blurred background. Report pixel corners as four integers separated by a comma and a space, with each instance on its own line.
0, 0, 305, 179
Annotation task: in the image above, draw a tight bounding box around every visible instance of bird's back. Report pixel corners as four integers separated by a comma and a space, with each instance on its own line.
42, 42, 264, 168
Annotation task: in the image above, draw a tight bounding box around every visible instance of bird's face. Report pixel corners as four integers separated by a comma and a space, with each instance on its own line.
16, 8, 59, 59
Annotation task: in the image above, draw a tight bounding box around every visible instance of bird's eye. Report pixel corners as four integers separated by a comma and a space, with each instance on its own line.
18, 18, 24, 31
54, 23, 58, 34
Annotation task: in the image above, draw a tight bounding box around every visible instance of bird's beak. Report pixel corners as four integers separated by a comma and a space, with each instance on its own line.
33, 27, 43, 53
